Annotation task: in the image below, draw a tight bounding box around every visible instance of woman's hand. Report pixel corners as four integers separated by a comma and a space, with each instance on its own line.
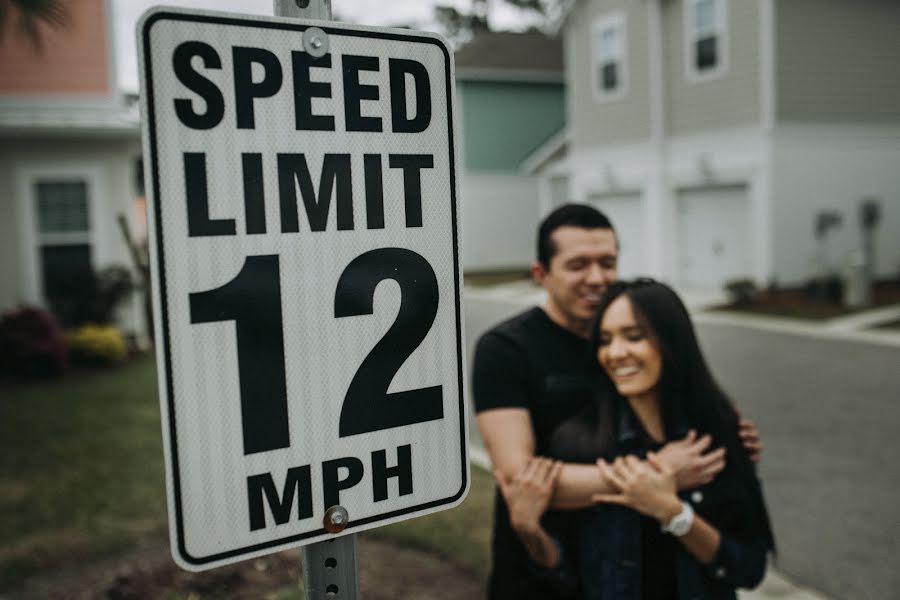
495, 457, 562, 532
656, 430, 726, 489
495, 457, 563, 568
592, 453, 683, 524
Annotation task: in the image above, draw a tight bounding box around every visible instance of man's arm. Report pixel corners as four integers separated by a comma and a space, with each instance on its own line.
478, 408, 617, 509
478, 410, 731, 509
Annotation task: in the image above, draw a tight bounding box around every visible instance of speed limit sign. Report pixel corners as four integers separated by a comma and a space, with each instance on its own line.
138, 7, 468, 571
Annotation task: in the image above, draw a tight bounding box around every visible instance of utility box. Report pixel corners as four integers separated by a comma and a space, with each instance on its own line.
843, 250, 871, 308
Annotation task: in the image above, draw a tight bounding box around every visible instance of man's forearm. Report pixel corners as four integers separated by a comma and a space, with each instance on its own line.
509, 520, 561, 569
550, 463, 616, 509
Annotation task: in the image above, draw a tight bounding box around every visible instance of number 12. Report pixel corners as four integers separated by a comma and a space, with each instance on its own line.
189, 248, 444, 455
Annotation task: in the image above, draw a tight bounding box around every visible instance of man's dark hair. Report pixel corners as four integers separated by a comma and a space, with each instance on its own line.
537, 203, 615, 268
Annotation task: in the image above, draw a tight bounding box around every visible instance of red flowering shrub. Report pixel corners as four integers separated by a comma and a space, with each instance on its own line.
0, 306, 68, 379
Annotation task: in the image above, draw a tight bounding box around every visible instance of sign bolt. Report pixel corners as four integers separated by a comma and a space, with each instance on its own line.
303, 26, 329, 58
324, 505, 350, 533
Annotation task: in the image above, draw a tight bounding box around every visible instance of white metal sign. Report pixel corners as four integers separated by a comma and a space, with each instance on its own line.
138, 7, 468, 571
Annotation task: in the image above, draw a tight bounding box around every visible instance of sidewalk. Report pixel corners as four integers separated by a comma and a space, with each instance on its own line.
463, 280, 900, 600
464, 279, 900, 347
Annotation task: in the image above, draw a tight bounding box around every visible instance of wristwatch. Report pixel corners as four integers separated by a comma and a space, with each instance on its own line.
661, 501, 694, 536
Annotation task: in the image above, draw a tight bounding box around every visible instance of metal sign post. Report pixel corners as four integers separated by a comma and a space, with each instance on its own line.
275, 4, 359, 599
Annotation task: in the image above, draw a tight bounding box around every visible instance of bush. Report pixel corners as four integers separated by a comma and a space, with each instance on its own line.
724, 279, 758, 307
65, 325, 128, 366
0, 307, 68, 378
50, 265, 135, 327
804, 275, 844, 303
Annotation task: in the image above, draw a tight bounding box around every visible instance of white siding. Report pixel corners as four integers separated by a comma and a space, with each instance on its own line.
770, 126, 900, 286
461, 174, 541, 271
0, 137, 146, 336
587, 192, 646, 278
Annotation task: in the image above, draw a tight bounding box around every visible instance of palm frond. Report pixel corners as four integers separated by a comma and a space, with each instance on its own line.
0, 0, 70, 52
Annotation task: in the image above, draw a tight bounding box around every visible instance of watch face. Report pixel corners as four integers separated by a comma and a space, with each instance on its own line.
665, 502, 694, 536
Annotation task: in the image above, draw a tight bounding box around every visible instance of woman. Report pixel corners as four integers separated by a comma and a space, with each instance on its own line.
499, 279, 775, 599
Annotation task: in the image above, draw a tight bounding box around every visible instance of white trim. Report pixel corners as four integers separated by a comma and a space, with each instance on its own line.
455, 67, 564, 84
759, 0, 776, 132
521, 128, 569, 175
549, 0, 580, 36
758, 0, 776, 282
684, 0, 730, 84
103, 0, 119, 96
591, 11, 628, 103
648, 1, 666, 144
14, 162, 104, 305
647, 0, 667, 278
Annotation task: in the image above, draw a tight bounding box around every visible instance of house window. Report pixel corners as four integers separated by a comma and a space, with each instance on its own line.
34, 180, 93, 324
686, 0, 727, 80
592, 12, 627, 101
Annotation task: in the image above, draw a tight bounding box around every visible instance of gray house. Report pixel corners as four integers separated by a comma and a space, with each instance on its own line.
537, 0, 900, 290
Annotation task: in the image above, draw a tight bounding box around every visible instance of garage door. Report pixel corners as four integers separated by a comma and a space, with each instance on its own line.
588, 193, 645, 278
677, 186, 751, 290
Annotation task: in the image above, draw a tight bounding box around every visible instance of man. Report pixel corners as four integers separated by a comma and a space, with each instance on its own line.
473, 204, 760, 599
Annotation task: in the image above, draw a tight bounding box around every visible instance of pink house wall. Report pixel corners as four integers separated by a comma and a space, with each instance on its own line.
0, 0, 109, 95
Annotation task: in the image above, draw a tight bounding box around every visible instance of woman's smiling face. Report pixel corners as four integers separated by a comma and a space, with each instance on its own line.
597, 294, 663, 400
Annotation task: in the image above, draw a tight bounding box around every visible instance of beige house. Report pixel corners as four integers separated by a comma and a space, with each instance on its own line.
0, 0, 146, 337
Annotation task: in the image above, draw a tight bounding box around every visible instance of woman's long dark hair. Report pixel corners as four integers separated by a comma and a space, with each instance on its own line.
551, 279, 775, 550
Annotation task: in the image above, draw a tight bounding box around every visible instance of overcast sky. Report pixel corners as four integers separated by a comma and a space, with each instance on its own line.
114, 0, 538, 93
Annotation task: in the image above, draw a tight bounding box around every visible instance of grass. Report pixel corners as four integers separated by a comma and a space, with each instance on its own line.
463, 270, 532, 287
0, 357, 496, 593
364, 465, 494, 580
267, 466, 496, 600
0, 357, 168, 587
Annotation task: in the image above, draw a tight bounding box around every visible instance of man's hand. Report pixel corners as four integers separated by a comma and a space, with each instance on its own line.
739, 418, 763, 463
655, 430, 726, 490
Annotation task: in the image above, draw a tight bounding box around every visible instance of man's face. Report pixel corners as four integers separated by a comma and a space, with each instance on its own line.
532, 226, 618, 336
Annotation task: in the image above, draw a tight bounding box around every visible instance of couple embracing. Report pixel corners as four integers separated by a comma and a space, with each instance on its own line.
473, 204, 775, 600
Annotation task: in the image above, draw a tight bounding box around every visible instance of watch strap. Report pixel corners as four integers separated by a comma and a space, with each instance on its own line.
661, 501, 694, 536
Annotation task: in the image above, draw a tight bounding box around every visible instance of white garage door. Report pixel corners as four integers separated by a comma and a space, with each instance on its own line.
677, 186, 751, 290
588, 193, 645, 278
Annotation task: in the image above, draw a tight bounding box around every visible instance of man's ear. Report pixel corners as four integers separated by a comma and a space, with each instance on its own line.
531, 261, 547, 284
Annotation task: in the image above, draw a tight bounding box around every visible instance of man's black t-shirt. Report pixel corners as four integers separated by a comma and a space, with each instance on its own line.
473, 307, 593, 599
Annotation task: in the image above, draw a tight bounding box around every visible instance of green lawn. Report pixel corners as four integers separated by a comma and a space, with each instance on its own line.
368, 465, 494, 580
0, 357, 495, 591
0, 357, 168, 587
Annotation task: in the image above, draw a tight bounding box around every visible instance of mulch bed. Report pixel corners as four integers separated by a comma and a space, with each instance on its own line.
714, 280, 900, 320
6, 537, 484, 600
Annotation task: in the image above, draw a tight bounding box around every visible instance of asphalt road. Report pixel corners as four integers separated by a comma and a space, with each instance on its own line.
463, 296, 900, 600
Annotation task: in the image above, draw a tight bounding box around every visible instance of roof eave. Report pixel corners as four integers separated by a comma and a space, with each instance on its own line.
549, 0, 581, 35
456, 67, 564, 83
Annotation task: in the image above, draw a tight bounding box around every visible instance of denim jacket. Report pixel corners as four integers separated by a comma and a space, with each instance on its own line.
542, 405, 768, 600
